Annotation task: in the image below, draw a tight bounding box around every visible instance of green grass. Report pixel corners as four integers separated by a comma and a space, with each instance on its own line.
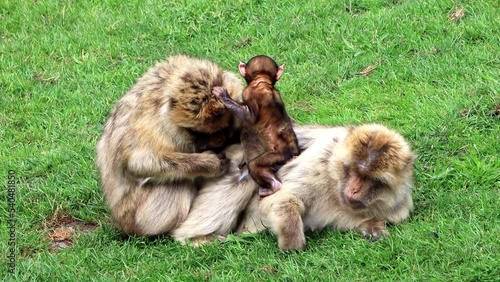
1, 0, 499, 280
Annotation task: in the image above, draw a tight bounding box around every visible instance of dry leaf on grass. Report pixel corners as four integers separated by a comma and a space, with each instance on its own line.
260, 266, 278, 273
493, 104, 500, 117
358, 65, 378, 76
236, 37, 252, 48
448, 7, 465, 21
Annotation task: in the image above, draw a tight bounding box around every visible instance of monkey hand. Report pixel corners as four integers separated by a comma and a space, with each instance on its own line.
360, 218, 389, 242
278, 231, 306, 251
216, 151, 231, 176
197, 150, 230, 177
211, 86, 229, 99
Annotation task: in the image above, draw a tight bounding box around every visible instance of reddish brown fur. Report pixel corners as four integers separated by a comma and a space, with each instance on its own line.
170, 124, 415, 249
212, 55, 299, 197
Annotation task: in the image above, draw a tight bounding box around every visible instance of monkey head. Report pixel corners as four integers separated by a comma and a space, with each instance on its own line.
334, 124, 415, 212
168, 70, 241, 134
239, 55, 284, 84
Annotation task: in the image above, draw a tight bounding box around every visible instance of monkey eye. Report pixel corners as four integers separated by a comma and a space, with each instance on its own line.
343, 164, 351, 176
371, 179, 386, 190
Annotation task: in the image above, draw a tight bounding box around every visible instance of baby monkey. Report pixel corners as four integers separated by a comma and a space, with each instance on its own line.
212, 55, 299, 198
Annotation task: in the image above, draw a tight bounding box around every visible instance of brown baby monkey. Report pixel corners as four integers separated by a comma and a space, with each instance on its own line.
212, 55, 299, 198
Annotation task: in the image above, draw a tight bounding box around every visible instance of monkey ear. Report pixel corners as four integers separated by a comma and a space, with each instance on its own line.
276, 64, 285, 81
238, 62, 247, 77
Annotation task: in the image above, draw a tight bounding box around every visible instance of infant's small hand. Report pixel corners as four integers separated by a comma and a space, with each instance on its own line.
212, 86, 228, 99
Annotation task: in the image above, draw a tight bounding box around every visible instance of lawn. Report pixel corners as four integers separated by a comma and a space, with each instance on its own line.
1, 0, 499, 281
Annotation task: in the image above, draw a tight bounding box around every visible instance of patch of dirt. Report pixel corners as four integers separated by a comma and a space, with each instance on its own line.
358, 65, 378, 77
44, 208, 99, 252
492, 104, 500, 117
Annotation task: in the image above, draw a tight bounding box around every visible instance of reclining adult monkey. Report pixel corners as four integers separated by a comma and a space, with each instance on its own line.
173, 124, 416, 250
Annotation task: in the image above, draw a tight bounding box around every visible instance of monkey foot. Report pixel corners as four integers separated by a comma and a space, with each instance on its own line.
258, 186, 280, 198
189, 234, 226, 247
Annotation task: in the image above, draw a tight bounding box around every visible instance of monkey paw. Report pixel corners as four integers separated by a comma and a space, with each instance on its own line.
188, 235, 226, 247
361, 227, 389, 242
217, 154, 231, 175
278, 234, 306, 251
211, 86, 228, 99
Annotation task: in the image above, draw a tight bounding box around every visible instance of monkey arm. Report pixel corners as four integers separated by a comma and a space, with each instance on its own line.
222, 97, 256, 124
212, 86, 256, 124
260, 190, 306, 250
127, 149, 229, 180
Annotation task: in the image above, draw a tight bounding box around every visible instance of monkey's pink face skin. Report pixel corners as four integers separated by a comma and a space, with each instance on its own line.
340, 165, 386, 210
343, 174, 368, 209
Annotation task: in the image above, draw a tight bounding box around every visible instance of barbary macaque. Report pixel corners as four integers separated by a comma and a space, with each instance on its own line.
212, 55, 299, 197
96, 55, 415, 250
238, 124, 416, 250
96, 55, 244, 236
173, 124, 416, 251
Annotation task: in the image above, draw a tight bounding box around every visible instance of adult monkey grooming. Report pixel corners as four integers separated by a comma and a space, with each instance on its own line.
96, 55, 244, 236
212, 55, 299, 197
174, 124, 416, 250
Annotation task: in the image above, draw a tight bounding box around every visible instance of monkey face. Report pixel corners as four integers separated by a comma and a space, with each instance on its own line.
340, 165, 389, 210
169, 92, 232, 133
338, 124, 415, 211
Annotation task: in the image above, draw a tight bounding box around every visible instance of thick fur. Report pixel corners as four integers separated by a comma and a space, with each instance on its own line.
239, 124, 415, 250
96, 55, 244, 236
212, 55, 299, 197
171, 144, 257, 245
172, 124, 415, 250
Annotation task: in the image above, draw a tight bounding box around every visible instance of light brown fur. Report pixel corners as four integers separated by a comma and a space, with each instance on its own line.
240, 124, 415, 250
173, 124, 415, 251
96, 55, 244, 236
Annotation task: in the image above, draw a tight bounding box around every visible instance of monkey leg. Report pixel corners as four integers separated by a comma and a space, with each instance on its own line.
248, 152, 287, 197
235, 195, 267, 234
172, 176, 256, 244
260, 190, 306, 251
248, 164, 281, 198
172, 144, 258, 244
111, 181, 198, 236
183, 235, 227, 247
127, 149, 229, 180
